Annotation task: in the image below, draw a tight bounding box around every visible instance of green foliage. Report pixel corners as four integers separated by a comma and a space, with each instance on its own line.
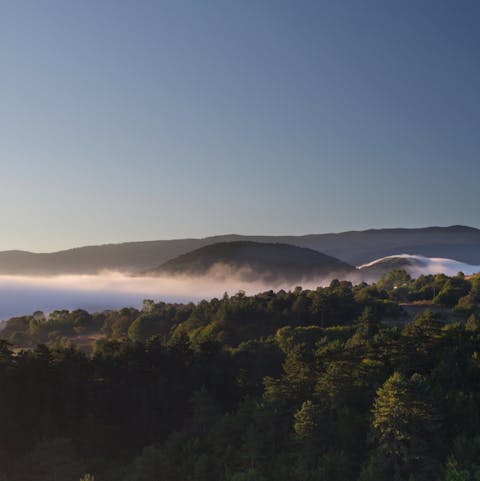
466, 314, 480, 332
0, 275, 480, 480
4, 272, 480, 352
434, 276, 471, 308
80, 475, 95, 481
442, 436, 480, 481
230, 468, 266, 481
358, 450, 390, 481
294, 400, 322, 441
10, 438, 86, 481
372, 372, 440, 480
377, 269, 411, 292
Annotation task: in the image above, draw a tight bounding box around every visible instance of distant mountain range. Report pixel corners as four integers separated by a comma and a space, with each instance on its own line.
0, 225, 479, 276
144, 241, 355, 283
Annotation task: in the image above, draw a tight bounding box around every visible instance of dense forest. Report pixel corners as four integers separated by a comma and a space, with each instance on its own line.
1, 270, 480, 480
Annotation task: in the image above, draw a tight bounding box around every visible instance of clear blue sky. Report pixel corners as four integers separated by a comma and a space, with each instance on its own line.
1, 0, 479, 252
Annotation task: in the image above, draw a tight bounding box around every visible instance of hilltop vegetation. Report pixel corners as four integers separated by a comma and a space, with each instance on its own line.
2, 269, 478, 349
0, 271, 480, 480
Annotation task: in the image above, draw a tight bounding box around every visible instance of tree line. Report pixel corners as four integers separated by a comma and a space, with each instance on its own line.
0, 271, 479, 480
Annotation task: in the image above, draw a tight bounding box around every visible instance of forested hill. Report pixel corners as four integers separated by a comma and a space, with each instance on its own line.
0, 225, 479, 275
1, 272, 480, 480
144, 241, 355, 283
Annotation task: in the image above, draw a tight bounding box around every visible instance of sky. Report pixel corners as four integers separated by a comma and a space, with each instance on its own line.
0, 0, 479, 252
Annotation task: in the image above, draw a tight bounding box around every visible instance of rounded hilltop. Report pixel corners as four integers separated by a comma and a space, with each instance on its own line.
143, 241, 355, 283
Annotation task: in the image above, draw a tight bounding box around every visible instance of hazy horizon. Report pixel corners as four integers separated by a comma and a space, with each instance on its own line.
1, 252, 479, 321
1, 1, 479, 251
0, 223, 479, 254
0, 269, 344, 320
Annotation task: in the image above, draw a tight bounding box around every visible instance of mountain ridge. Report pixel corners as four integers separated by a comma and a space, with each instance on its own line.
0, 225, 479, 275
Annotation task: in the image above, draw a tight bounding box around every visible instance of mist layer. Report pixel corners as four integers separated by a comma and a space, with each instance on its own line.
0, 271, 305, 320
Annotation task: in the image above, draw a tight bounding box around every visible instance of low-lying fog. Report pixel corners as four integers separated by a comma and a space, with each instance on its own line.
0, 255, 479, 321
0, 271, 320, 320
359, 255, 480, 277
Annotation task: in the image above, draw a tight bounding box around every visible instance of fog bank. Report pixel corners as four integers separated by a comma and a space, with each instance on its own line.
0, 271, 329, 320
1, 255, 479, 321
358, 254, 480, 277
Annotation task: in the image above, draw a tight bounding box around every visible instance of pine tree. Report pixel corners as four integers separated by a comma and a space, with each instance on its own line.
372, 372, 440, 480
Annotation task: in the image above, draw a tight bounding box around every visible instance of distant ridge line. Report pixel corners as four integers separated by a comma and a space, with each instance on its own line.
1, 225, 477, 256
0, 225, 479, 275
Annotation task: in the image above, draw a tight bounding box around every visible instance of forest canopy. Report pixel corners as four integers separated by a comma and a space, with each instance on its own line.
0, 271, 480, 480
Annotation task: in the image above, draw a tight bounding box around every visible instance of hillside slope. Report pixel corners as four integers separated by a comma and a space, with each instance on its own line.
144, 241, 355, 283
